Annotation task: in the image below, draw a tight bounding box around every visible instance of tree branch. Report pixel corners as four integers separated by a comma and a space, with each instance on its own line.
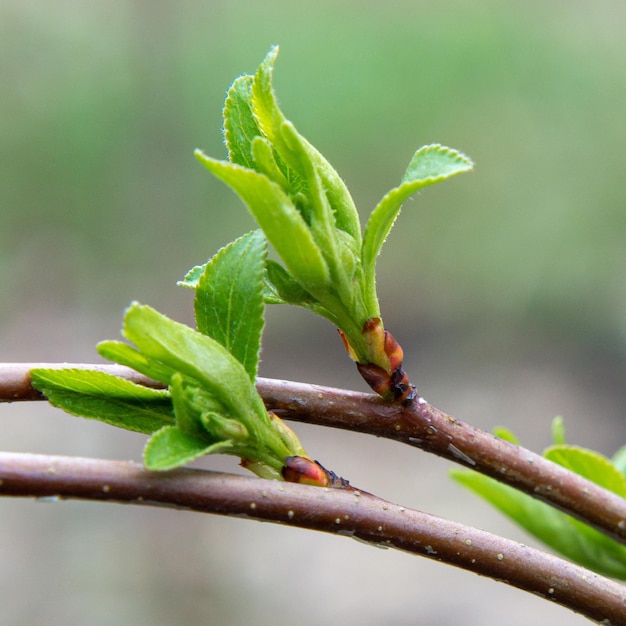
0, 451, 624, 624
2, 363, 626, 547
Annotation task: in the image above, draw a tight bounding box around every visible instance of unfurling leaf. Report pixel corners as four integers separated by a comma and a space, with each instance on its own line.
263, 260, 317, 307
224, 74, 261, 169
361, 145, 473, 311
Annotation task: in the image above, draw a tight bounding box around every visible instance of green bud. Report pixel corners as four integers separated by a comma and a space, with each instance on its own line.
201, 412, 249, 443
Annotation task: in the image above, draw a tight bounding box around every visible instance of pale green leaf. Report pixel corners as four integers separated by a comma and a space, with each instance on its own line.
251, 46, 361, 242
224, 75, 261, 169
251, 136, 291, 191
249, 46, 282, 150
200, 412, 249, 442
121, 302, 265, 421
31, 368, 173, 434
178, 263, 205, 289
263, 259, 317, 307
143, 425, 231, 471
492, 426, 521, 445
194, 153, 329, 289
169, 373, 224, 438
362, 145, 473, 301
544, 445, 626, 498
452, 426, 626, 579
551, 416, 567, 445
195, 230, 266, 380
97, 340, 175, 385
401, 143, 474, 185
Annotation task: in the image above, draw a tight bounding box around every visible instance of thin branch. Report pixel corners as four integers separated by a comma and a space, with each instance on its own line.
1, 451, 624, 624
2, 363, 626, 547
258, 377, 626, 547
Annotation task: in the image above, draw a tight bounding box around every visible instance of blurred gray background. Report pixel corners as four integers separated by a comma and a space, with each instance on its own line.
1, 1, 625, 624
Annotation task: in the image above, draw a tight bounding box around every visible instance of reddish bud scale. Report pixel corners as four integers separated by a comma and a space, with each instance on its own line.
337, 329, 358, 362
356, 362, 392, 398
389, 365, 415, 404
383, 330, 404, 372
357, 362, 415, 403
362, 316, 386, 343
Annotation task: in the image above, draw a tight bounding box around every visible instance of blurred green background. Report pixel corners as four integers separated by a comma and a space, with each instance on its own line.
1, 1, 625, 625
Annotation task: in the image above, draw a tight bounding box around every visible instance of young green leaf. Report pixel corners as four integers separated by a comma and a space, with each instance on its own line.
224, 75, 261, 169
177, 263, 205, 289
201, 412, 249, 443
251, 136, 291, 192
453, 422, 626, 579
31, 368, 173, 434
194, 154, 330, 290
492, 426, 521, 445
120, 302, 264, 420
551, 415, 567, 445
195, 230, 266, 380
544, 445, 626, 498
250, 47, 360, 242
263, 259, 318, 307
144, 425, 231, 471
169, 373, 223, 439
97, 340, 175, 385
361, 145, 473, 308
196, 47, 473, 401
278, 122, 337, 251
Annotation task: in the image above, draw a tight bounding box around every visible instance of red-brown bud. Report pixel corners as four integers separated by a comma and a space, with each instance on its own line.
339, 318, 415, 403
282, 457, 351, 489
282, 456, 330, 487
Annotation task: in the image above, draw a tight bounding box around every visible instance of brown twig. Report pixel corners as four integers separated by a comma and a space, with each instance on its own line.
0, 451, 624, 624
258, 377, 626, 547
2, 363, 626, 547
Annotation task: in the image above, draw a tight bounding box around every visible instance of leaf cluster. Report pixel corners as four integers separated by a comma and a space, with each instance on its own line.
32, 231, 307, 478
192, 46, 473, 372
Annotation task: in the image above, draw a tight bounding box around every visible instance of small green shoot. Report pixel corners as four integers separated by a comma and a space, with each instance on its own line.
192, 46, 473, 400
32, 231, 330, 484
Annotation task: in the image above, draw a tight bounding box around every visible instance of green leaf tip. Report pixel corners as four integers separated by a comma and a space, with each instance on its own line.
361, 144, 473, 308
144, 425, 231, 471
223, 74, 260, 169
401, 144, 473, 185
